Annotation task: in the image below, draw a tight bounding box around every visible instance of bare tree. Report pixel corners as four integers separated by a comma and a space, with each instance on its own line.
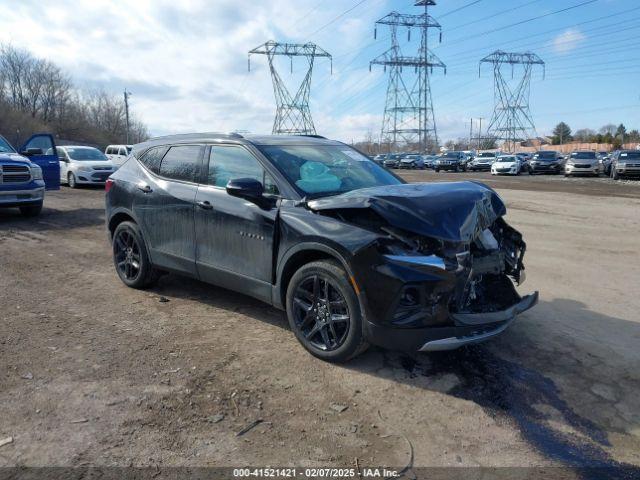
1, 43, 149, 148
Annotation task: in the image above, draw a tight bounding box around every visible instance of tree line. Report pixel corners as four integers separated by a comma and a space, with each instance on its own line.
552, 122, 639, 148
0, 44, 149, 149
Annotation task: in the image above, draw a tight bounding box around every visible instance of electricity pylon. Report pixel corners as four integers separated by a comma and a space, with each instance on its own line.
370, 0, 445, 152
249, 41, 332, 136
479, 50, 545, 152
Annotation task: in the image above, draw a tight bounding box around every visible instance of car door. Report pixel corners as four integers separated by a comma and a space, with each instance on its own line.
194, 144, 280, 303
20, 134, 60, 190
58, 149, 69, 181
133, 144, 203, 276
106, 147, 115, 163
117, 147, 128, 166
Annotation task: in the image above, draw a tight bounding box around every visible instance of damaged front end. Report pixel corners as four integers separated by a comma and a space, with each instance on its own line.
307, 182, 538, 352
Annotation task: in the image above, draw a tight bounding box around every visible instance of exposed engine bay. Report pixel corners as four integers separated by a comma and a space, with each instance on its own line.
306, 181, 536, 321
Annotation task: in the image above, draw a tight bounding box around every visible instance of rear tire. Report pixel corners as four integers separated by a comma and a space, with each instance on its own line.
112, 221, 160, 289
19, 202, 43, 217
286, 260, 368, 363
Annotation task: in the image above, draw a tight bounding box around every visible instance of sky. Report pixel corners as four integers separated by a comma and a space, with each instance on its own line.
1, 0, 638, 144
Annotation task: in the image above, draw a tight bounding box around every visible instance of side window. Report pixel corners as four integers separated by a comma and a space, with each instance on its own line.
23, 135, 54, 155
208, 145, 279, 194
106, 147, 114, 155
139, 146, 167, 175
118, 147, 127, 156
158, 145, 201, 182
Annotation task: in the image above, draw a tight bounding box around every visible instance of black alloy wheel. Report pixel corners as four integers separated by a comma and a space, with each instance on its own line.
114, 228, 142, 282
293, 274, 350, 351
286, 260, 367, 362
112, 221, 159, 288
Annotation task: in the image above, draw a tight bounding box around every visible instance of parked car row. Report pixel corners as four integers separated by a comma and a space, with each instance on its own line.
0, 134, 134, 217
372, 148, 640, 180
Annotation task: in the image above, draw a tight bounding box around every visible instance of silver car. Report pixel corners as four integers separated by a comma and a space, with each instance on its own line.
565, 151, 599, 177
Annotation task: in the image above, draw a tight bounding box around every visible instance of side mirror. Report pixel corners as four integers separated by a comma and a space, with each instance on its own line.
22, 148, 43, 156
226, 178, 264, 201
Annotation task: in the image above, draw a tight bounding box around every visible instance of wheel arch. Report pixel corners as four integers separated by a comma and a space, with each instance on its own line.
274, 243, 356, 310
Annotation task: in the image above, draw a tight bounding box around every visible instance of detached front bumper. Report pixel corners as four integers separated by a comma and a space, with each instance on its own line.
419, 292, 538, 351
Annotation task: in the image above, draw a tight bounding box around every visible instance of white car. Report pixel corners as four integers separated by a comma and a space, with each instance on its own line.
491, 155, 522, 176
105, 144, 132, 167
57, 146, 117, 188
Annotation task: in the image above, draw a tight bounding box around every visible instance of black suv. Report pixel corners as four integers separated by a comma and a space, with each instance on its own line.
528, 150, 564, 174
106, 134, 537, 362
434, 151, 466, 172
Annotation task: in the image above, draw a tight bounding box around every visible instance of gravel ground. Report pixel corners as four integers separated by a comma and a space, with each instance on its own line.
1, 171, 639, 474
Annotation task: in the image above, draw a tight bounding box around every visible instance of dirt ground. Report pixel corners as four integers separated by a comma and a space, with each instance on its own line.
1, 171, 639, 475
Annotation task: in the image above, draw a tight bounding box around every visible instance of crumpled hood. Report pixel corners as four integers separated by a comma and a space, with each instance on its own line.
307, 181, 506, 243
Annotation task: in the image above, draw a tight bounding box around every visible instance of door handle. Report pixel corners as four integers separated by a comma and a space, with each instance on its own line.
197, 200, 213, 210
137, 185, 153, 194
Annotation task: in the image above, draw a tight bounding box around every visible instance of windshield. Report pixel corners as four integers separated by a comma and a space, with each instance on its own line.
0, 136, 16, 153
619, 152, 640, 159
258, 144, 403, 197
443, 152, 460, 158
535, 151, 557, 160
477, 153, 495, 158
66, 147, 108, 161
497, 157, 516, 163
571, 152, 596, 159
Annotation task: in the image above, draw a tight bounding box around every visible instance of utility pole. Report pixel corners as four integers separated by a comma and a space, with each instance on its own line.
477, 117, 484, 150
480, 51, 545, 153
469, 118, 473, 149
123, 89, 131, 145
371, 1, 446, 153
248, 41, 331, 135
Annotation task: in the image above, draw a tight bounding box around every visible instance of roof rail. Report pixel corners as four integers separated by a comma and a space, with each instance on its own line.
295, 134, 326, 139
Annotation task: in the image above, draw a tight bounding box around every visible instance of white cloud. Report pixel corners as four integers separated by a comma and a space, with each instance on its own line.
0, 0, 465, 144
552, 28, 586, 54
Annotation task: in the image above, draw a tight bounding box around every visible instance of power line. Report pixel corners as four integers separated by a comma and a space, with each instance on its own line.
442, 0, 599, 48
446, 0, 545, 32
294, 0, 325, 24
306, 0, 369, 39
438, 0, 483, 18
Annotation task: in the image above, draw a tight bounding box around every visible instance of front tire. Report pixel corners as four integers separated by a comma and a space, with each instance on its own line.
68, 172, 77, 189
19, 202, 43, 217
112, 221, 160, 289
286, 260, 368, 363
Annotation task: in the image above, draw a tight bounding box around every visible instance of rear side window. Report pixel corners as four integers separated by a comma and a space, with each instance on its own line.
106, 147, 115, 155
118, 147, 127, 156
139, 146, 167, 174
159, 145, 201, 182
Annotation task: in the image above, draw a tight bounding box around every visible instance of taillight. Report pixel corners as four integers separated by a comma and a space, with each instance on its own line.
105, 179, 115, 193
